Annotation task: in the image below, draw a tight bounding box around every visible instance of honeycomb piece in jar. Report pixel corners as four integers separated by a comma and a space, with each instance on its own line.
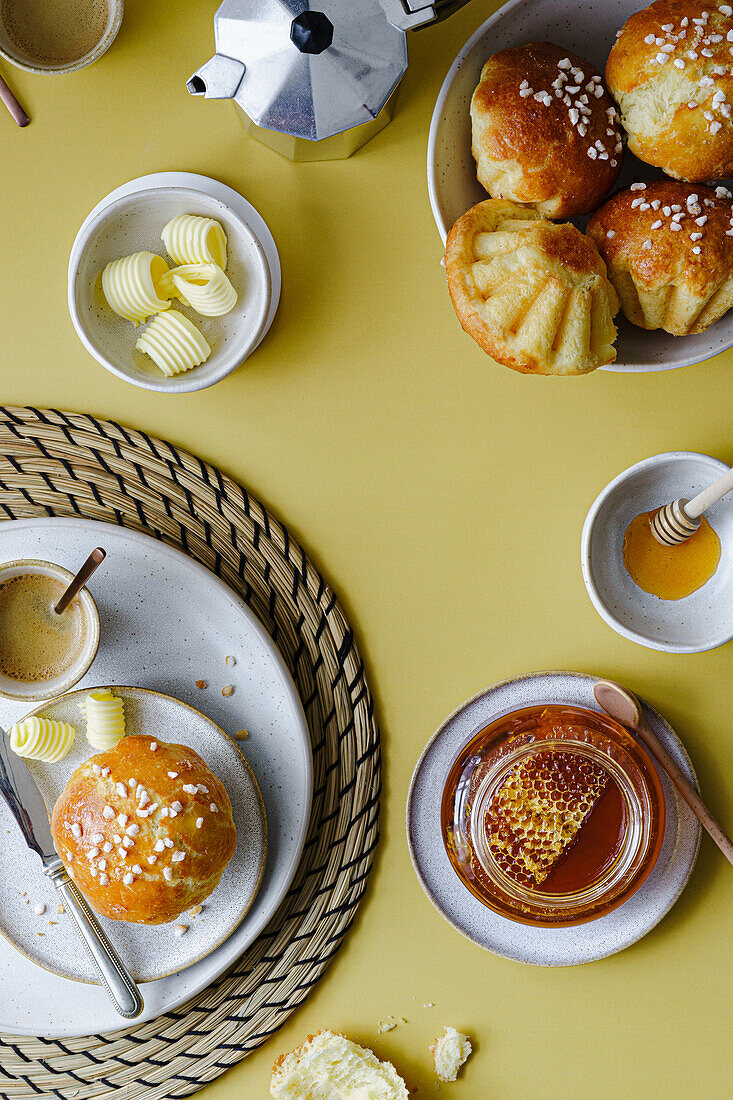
484, 750, 609, 886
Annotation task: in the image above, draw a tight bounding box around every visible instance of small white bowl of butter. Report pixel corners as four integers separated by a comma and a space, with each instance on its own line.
581, 452, 733, 654
68, 173, 280, 393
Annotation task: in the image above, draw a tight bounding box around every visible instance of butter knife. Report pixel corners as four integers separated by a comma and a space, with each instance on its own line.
0, 728, 143, 1019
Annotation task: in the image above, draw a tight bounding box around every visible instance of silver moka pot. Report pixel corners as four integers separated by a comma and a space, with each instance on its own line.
187, 0, 465, 161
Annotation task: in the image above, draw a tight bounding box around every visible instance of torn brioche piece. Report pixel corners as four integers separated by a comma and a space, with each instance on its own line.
431, 1026, 472, 1083
270, 1030, 409, 1099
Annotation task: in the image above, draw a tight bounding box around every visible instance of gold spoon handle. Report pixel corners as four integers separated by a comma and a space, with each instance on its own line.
54, 548, 106, 615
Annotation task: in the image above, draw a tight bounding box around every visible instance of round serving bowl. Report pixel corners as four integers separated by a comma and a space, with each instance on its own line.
582, 452, 733, 653
426, 0, 733, 372
442, 704, 665, 927
68, 174, 277, 393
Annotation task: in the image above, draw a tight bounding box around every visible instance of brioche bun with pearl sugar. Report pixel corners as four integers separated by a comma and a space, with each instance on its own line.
607, 1, 733, 180
51, 734, 236, 924
588, 180, 733, 333
470, 42, 624, 218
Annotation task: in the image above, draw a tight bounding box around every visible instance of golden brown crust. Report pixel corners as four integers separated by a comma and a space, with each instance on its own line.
445, 199, 618, 375
50, 734, 237, 924
606, 1, 733, 180
588, 181, 733, 333
471, 42, 623, 218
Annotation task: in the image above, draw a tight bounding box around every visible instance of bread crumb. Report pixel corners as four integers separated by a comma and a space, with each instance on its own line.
430, 1027, 472, 1083
57, 904, 65, 914
233, 728, 249, 740
423, 1002, 435, 1008
188, 904, 202, 917
377, 1018, 397, 1033
225, 655, 236, 666
173, 924, 188, 937
222, 685, 234, 697
34, 904, 46, 916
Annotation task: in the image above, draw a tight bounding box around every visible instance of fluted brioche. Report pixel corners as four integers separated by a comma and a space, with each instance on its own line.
588, 181, 733, 334
51, 734, 236, 924
471, 42, 624, 218
270, 1031, 409, 1099
607, 1, 733, 181
445, 199, 619, 374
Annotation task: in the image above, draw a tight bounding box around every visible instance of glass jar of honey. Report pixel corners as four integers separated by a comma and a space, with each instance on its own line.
441, 705, 666, 927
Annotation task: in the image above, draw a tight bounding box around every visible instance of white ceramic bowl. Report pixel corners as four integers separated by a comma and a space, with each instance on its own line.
0, 558, 100, 700
426, 0, 733, 372
581, 452, 733, 653
68, 178, 274, 393
0, 0, 123, 75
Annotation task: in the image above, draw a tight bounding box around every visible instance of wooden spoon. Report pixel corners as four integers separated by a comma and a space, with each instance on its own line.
594, 679, 733, 868
0, 70, 29, 127
54, 548, 106, 615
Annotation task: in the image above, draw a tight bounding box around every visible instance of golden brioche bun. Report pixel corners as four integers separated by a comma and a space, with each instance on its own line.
607, 1, 733, 180
445, 199, 619, 375
51, 734, 237, 924
588, 180, 733, 333
471, 42, 624, 218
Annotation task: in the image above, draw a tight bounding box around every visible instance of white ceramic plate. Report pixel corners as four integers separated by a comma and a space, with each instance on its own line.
68, 172, 281, 392
581, 452, 733, 652
0, 517, 311, 1036
427, 0, 733, 371
406, 672, 700, 966
0, 687, 267, 985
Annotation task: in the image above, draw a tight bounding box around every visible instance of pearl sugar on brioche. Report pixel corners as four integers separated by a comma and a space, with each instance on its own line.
471, 42, 624, 218
51, 734, 237, 924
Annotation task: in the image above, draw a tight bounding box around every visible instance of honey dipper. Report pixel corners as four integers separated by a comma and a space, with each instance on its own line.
650, 464, 733, 546
594, 680, 733, 869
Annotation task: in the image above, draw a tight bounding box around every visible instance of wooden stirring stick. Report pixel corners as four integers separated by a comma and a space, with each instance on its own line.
594, 679, 733, 868
0, 71, 29, 127
55, 548, 106, 615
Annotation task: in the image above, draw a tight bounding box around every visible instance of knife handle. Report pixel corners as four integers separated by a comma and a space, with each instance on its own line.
48, 865, 144, 1020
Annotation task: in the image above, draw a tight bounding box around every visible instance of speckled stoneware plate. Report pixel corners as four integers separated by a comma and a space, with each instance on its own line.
582, 451, 733, 652
427, 0, 733, 372
406, 671, 701, 966
0, 517, 311, 1037
0, 687, 267, 985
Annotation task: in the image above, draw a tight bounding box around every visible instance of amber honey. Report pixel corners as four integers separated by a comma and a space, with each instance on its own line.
623, 510, 721, 601
442, 705, 665, 927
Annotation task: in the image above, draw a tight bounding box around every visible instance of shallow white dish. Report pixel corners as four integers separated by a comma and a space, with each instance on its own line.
0, 517, 311, 1036
68, 172, 281, 393
427, 0, 733, 372
1, 687, 267, 984
406, 672, 700, 966
581, 451, 733, 653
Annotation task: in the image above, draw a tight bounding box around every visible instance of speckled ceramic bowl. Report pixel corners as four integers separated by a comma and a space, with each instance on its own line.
582, 452, 733, 653
427, 0, 733, 371
406, 671, 700, 966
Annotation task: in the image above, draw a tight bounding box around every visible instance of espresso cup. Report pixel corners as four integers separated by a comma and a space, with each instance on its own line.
0, 0, 123, 75
0, 559, 101, 702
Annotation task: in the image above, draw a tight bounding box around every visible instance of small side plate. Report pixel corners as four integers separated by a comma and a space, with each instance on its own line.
0, 686, 267, 985
406, 671, 700, 966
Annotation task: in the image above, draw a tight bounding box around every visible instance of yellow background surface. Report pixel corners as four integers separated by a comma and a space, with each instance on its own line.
2, 1, 732, 1096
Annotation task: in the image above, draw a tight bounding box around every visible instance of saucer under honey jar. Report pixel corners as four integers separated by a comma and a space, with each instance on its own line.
406, 672, 701, 965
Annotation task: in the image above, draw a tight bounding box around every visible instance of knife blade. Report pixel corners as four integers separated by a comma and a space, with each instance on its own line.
0, 724, 61, 871
0, 723, 143, 1018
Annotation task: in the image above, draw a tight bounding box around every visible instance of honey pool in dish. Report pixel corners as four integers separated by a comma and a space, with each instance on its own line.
623, 510, 721, 601
442, 705, 666, 927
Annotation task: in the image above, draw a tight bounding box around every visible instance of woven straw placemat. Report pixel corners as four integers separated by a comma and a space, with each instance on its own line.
0, 406, 380, 1100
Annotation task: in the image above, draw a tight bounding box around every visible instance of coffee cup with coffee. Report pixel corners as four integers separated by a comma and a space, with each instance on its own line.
0, 558, 101, 701
0, 0, 123, 76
